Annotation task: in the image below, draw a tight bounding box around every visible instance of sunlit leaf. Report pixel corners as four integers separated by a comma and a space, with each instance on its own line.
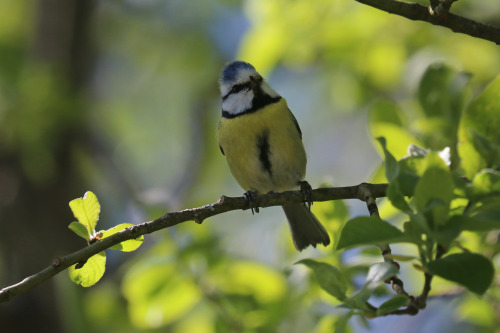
427, 253, 494, 295
69, 191, 100, 234
68, 251, 106, 287
101, 223, 144, 252
297, 259, 348, 301
68, 221, 90, 240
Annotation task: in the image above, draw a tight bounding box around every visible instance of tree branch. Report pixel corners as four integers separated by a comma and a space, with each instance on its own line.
355, 0, 500, 45
0, 182, 387, 303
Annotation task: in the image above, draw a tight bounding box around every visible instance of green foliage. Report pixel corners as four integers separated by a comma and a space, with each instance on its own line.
62, 64, 500, 329
67, 192, 143, 287
298, 66, 500, 324
2, 0, 500, 332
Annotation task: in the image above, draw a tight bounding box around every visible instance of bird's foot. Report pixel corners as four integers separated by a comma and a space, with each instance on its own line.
299, 181, 313, 210
244, 190, 259, 214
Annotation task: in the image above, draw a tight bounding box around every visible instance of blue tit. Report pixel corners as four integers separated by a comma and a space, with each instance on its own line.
217, 61, 330, 251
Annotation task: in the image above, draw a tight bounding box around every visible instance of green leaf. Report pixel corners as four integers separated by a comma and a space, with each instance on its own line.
69, 191, 100, 235
68, 221, 90, 240
376, 137, 399, 182
297, 259, 348, 301
101, 223, 144, 252
376, 295, 411, 316
413, 152, 454, 228
68, 251, 106, 287
336, 217, 408, 250
427, 253, 494, 295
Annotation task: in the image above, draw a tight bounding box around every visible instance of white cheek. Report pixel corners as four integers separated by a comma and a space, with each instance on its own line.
222, 91, 254, 115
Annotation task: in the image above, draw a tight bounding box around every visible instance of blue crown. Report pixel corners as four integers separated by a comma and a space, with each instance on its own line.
220, 61, 255, 84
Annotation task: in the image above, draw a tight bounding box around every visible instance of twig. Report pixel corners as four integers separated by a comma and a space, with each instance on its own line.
355, 0, 500, 45
359, 185, 414, 314
0, 183, 387, 303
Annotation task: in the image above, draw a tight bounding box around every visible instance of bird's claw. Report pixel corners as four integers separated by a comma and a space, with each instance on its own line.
299, 181, 313, 210
244, 190, 259, 214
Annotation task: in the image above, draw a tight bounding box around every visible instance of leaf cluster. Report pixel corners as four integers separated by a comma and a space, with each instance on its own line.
68, 191, 144, 287
299, 64, 500, 328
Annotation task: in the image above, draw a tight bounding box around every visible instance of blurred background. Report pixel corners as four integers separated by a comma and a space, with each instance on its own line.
0, 0, 499, 332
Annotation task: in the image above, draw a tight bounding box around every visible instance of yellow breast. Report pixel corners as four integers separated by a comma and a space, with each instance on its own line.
217, 98, 307, 193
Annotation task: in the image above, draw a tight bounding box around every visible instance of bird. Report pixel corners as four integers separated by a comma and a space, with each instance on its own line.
216, 60, 330, 251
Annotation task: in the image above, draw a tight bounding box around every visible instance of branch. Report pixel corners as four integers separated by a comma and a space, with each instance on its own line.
355, 0, 500, 45
0, 182, 388, 303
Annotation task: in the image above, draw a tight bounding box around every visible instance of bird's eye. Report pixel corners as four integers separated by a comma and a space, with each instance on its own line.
231, 84, 244, 94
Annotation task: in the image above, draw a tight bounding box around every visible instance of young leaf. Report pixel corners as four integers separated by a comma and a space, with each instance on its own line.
376, 295, 411, 316
68, 221, 90, 240
297, 259, 348, 301
69, 191, 101, 235
68, 251, 106, 287
101, 223, 144, 252
426, 253, 494, 295
336, 217, 408, 250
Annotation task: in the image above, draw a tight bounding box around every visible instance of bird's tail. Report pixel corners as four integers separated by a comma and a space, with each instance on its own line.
282, 204, 330, 251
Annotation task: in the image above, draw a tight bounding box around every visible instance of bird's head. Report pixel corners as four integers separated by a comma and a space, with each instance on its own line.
219, 61, 279, 116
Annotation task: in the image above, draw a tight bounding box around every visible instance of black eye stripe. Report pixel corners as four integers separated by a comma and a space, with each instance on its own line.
222, 82, 253, 100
